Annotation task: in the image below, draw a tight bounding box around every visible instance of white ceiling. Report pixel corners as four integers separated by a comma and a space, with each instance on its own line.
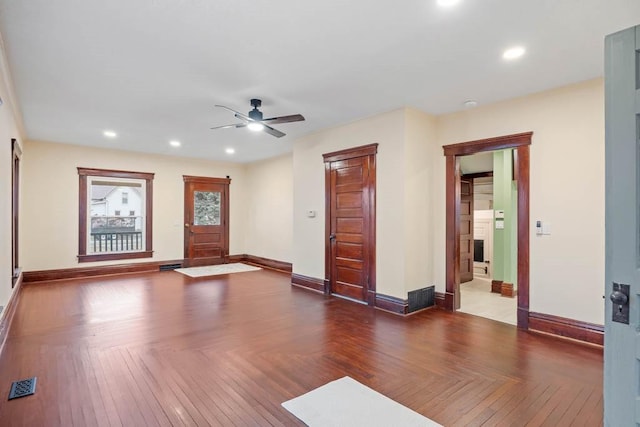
460, 151, 494, 175
1, 0, 639, 163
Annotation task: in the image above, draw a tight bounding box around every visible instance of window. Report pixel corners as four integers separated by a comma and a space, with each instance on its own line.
78, 167, 154, 262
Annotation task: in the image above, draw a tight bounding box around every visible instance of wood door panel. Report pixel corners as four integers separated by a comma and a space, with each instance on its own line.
337, 192, 363, 208
193, 248, 222, 258
335, 258, 363, 270
333, 282, 364, 300
193, 233, 221, 244
336, 267, 362, 285
335, 233, 363, 244
183, 176, 230, 267
336, 242, 363, 259
336, 218, 363, 233
325, 145, 377, 304
460, 177, 474, 283
335, 208, 363, 218
461, 201, 471, 215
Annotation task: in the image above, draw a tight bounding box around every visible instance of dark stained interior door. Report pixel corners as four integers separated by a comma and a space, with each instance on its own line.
460, 178, 474, 283
183, 176, 230, 267
324, 145, 377, 304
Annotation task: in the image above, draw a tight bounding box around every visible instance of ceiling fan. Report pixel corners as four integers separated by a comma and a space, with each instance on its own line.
211, 99, 305, 138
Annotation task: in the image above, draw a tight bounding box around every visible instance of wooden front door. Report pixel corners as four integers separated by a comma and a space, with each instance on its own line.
324, 144, 377, 304
460, 178, 474, 283
183, 176, 230, 267
604, 24, 639, 426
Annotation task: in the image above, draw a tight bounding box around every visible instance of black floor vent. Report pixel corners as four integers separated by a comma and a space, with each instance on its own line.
8, 377, 37, 400
159, 263, 182, 271
408, 286, 435, 313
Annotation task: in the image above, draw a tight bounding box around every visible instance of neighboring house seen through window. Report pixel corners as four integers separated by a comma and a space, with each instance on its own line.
77, 167, 154, 262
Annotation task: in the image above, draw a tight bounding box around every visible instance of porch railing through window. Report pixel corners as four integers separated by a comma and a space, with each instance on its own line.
90, 216, 143, 253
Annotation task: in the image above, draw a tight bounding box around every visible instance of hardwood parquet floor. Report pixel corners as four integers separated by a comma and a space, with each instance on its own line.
0, 269, 602, 426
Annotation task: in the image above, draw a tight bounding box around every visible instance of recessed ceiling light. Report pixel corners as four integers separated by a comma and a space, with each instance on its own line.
503, 46, 526, 60
225, 148, 235, 154
169, 140, 181, 147
463, 100, 478, 108
247, 122, 265, 132
103, 130, 117, 138
437, 0, 461, 7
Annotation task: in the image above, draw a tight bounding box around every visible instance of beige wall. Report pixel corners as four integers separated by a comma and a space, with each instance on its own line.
21, 140, 248, 271
0, 37, 24, 312
404, 108, 437, 293
435, 78, 605, 324
244, 154, 293, 262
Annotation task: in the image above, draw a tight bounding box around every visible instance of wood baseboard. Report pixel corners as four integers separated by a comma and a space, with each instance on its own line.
375, 294, 408, 315
435, 292, 446, 308
291, 273, 326, 293
239, 254, 292, 273
23, 260, 185, 283
0, 273, 23, 354
501, 282, 516, 297
23, 254, 292, 284
528, 312, 604, 346
491, 280, 503, 293
228, 254, 244, 263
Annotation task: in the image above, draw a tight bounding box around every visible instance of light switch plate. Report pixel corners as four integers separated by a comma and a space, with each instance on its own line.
541, 221, 552, 235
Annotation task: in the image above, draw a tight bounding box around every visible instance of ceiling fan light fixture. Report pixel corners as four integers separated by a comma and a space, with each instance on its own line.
248, 122, 265, 132
503, 46, 526, 60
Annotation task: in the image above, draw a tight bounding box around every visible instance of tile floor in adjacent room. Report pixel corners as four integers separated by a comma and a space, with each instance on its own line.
458, 277, 517, 325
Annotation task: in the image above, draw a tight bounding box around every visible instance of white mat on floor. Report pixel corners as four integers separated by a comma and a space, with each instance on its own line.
174, 263, 261, 278
282, 376, 442, 427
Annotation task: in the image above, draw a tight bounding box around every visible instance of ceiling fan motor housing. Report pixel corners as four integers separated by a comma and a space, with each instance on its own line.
249, 98, 263, 120
249, 109, 263, 121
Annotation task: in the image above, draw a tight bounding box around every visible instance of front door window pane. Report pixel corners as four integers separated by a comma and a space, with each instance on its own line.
194, 191, 220, 225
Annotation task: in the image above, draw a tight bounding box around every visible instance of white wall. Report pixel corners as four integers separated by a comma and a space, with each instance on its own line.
21, 140, 248, 271
434, 78, 605, 324
0, 34, 24, 312
244, 154, 293, 262
293, 109, 407, 297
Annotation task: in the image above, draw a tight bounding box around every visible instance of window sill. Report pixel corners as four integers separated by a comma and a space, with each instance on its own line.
78, 251, 153, 263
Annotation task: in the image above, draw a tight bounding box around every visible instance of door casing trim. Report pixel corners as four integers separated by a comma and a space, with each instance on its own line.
443, 132, 532, 329
323, 143, 378, 305
183, 176, 231, 267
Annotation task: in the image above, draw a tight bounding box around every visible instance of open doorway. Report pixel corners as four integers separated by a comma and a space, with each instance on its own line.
443, 132, 531, 329
456, 152, 517, 325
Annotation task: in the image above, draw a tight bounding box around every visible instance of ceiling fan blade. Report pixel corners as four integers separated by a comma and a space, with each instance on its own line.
262, 124, 286, 138
215, 105, 251, 121
261, 114, 305, 125
210, 123, 247, 130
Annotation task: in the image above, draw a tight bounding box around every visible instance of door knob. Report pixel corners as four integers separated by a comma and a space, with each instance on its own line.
184, 223, 190, 227
329, 234, 336, 241
610, 290, 628, 306
611, 282, 630, 324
